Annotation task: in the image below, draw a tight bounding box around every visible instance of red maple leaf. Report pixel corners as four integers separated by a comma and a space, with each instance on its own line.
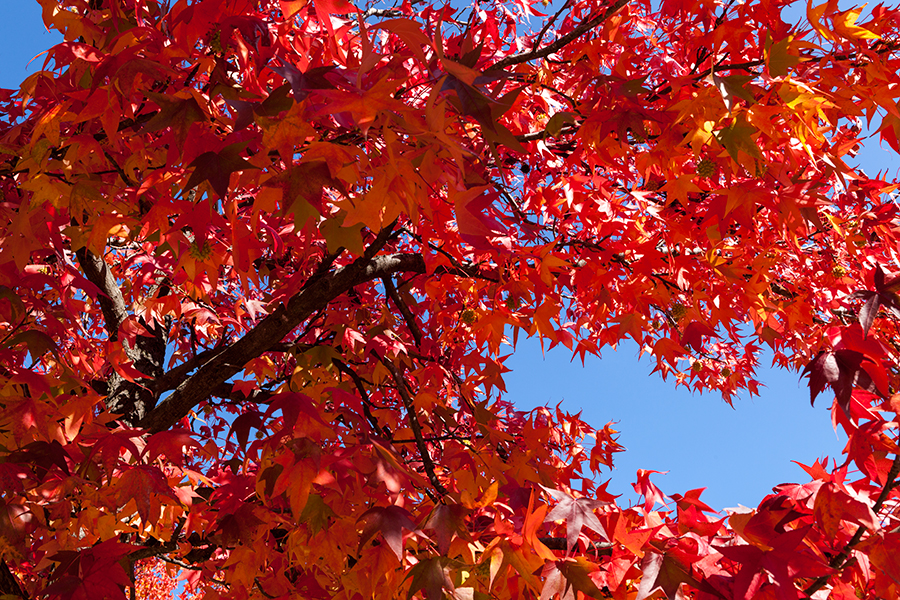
542, 486, 609, 552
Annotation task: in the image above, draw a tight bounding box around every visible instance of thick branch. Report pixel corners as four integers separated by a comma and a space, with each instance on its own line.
208, 382, 275, 405
491, 0, 629, 70
75, 247, 128, 336
152, 347, 220, 394
76, 247, 165, 425
129, 540, 180, 562
138, 252, 426, 433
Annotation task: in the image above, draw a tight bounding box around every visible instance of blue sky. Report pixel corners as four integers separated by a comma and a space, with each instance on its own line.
5, 1, 895, 512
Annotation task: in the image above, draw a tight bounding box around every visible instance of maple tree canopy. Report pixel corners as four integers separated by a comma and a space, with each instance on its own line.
3, 0, 900, 598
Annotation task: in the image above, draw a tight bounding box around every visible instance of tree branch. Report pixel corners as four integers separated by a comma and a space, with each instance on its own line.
76, 246, 165, 425
532, 0, 572, 52
208, 382, 275, 405
382, 358, 448, 496
138, 251, 427, 433
332, 358, 389, 438
803, 452, 900, 597
538, 537, 613, 556
382, 275, 423, 347
362, 7, 403, 18
491, 0, 629, 70
0, 561, 28, 599
75, 247, 128, 336
152, 347, 220, 394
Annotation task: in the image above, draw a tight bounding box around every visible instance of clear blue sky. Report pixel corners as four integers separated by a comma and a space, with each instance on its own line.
6, 1, 895, 512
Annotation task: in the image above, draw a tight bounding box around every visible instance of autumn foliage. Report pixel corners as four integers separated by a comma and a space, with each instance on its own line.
3, 0, 900, 597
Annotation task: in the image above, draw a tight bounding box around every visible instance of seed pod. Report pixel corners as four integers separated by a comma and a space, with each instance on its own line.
696, 158, 716, 178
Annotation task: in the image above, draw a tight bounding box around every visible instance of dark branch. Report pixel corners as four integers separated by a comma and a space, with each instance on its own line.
491, 0, 629, 70
152, 346, 221, 394
803, 453, 900, 597
514, 109, 585, 141
332, 358, 388, 438
532, 0, 572, 52
383, 359, 448, 496
76, 247, 165, 425
208, 382, 275, 405
75, 247, 128, 335
138, 251, 426, 433
382, 275, 423, 347
0, 561, 28, 599
539, 537, 613, 556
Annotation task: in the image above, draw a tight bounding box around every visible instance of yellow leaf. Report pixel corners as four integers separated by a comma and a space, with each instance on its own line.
807, 0, 836, 41
280, 0, 309, 18
833, 6, 880, 39
660, 174, 701, 204
19, 173, 71, 208
256, 101, 316, 161
31, 103, 66, 148
441, 58, 482, 86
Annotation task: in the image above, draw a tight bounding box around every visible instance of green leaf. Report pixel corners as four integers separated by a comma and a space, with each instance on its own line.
8, 330, 57, 359
299, 494, 336, 533
767, 36, 800, 78
0, 285, 26, 321
405, 558, 447, 600
545, 112, 578, 138
715, 115, 763, 166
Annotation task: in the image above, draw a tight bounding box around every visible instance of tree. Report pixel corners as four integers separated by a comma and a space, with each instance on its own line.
2, 0, 900, 597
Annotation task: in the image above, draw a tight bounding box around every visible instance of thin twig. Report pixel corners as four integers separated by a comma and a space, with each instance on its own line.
0, 308, 33, 348
382, 358, 448, 496
103, 150, 135, 187
332, 358, 389, 438
382, 275, 423, 347
426, 242, 498, 281
532, 0, 572, 52
803, 453, 900, 597
712, 0, 739, 29
391, 433, 483, 444
491, 0, 629, 70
